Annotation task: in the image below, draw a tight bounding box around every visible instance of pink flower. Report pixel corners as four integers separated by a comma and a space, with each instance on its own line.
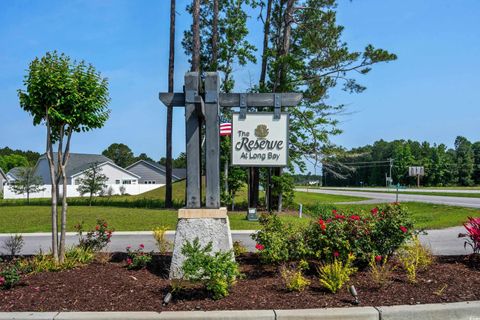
375, 255, 382, 262
126, 245, 132, 250
371, 207, 379, 215
95, 225, 100, 231
255, 243, 265, 251
400, 226, 408, 233
332, 209, 338, 214
139, 244, 145, 249
333, 251, 340, 258
126, 258, 132, 265
0, 277, 5, 286
334, 214, 345, 220
350, 215, 361, 221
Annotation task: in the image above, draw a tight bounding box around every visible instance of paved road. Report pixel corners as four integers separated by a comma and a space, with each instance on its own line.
318, 187, 480, 194
0, 228, 472, 256
296, 188, 480, 208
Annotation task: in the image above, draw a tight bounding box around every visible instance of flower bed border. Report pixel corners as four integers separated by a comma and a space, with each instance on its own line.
0, 301, 479, 320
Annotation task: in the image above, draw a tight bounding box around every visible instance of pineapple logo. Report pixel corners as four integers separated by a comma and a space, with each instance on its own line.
254, 124, 269, 139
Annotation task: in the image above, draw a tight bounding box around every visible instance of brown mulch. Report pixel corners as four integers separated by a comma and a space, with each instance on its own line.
0, 254, 479, 312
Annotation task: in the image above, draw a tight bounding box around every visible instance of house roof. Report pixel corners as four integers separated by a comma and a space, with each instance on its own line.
38, 153, 116, 177
7, 167, 24, 180
127, 160, 186, 180
0, 168, 7, 180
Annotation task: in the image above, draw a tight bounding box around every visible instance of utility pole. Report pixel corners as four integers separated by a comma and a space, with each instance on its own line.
388, 158, 393, 187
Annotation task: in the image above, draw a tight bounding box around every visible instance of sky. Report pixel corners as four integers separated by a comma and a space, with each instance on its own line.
1, 0, 479, 164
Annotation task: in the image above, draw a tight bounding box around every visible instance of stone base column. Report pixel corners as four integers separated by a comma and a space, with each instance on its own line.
169, 207, 233, 279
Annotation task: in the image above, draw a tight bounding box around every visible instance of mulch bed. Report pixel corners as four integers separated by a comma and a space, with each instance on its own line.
0, 254, 479, 312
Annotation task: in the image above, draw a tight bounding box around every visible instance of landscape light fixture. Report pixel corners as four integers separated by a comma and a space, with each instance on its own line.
163, 292, 172, 306
349, 285, 359, 305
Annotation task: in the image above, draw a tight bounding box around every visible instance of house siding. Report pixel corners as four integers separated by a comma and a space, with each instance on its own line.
72, 163, 138, 185
127, 162, 166, 184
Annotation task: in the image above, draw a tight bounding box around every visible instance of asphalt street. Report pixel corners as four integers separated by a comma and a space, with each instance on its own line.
0, 228, 472, 256
296, 188, 480, 208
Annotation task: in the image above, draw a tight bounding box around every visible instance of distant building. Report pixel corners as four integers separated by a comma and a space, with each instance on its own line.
126, 160, 186, 185
2, 153, 159, 199
0, 168, 7, 194
33, 153, 140, 185
6, 167, 23, 183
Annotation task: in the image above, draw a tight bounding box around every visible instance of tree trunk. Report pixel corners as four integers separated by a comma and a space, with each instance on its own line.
59, 172, 68, 264
45, 121, 58, 263
224, 160, 228, 194
259, 0, 273, 88
211, 0, 219, 70
191, 0, 201, 72
165, 0, 176, 208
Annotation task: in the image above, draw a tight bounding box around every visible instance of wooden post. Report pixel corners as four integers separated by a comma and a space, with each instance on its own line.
185, 72, 201, 208
204, 72, 221, 208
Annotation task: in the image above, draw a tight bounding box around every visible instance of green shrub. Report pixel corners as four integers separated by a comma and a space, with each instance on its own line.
153, 225, 172, 254
126, 244, 152, 270
181, 238, 240, 300
317, 254, 356, 293
75, 219, 114, 252
0, 266, 20, 289
251, 213, 308, 264
368, 254, 394, 287
279, 261, 310, 292
233, 241, 247, 257
397, 236, 433, 283
16, 247, 94, 274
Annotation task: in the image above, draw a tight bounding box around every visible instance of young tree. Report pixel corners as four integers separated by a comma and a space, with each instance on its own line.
18, 51, 110, 263
9, 167, 45, 204
76, 162, 109, 206
102, 143, 135, 168
165, 0, 176, 208
472, 142, 480, 185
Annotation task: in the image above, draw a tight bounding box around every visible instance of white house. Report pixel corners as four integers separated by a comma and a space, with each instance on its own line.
126, 160, 186, 185
3, 153, 159, 199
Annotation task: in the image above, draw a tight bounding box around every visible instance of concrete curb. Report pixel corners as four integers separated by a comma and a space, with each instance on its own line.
0, 231, 258, 237
0, 301, 479, 320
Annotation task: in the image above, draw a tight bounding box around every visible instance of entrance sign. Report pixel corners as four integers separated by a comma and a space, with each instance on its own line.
232, 112, 288, 167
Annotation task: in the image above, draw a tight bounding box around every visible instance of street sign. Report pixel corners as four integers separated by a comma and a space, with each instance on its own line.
409, 166, 425, 177
231, 112, 288, 167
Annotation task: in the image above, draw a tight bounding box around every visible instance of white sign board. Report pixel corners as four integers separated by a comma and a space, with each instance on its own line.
409, 166, 425, 176
232, 112, 288, 167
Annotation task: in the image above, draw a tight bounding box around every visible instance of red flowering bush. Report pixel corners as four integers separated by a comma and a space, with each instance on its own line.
306, 203, 414, 264
75, 219, 114, 252
251, 214, 308, 263
126, 244, 152, 270
459, 217, 480, 254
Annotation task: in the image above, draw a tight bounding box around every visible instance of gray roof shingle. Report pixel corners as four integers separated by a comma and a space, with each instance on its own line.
39, 153, 113, 177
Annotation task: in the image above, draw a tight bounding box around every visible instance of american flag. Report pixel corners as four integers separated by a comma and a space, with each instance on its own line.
220, 123, 232, 136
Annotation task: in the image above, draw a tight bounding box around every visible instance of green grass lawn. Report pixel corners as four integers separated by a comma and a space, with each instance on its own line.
332, 202, 479, 229
0, 199, 477, 233
0, 206, 310, 233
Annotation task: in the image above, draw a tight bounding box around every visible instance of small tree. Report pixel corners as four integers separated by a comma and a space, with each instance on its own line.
9, 167, 45, 204
76, 162, 109, 206
18, 51, 110, 263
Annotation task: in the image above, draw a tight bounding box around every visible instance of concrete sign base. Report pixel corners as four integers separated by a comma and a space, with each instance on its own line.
169, 208, 234, 279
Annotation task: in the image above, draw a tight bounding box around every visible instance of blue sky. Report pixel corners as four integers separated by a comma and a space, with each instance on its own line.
1, 0, 479, 163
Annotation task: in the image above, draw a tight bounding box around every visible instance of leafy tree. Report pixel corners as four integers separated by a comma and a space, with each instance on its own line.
76, 162, 109, 206
454, 136, 474, 186
473, 142, 480, 185
18, 51, 110, 263
135, 153, 154, 163
8, 167, 45, 204
0, 147, 40, 167
0, 154, 29, 172
102, 143, 134, 168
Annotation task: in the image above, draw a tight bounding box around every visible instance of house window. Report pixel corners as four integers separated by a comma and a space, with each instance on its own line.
122, 180, 132, 184
144, 181, 148, 184
116, 180, 120, 184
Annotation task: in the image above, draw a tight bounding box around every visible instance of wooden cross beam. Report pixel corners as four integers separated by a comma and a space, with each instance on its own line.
159, 92, 303, 108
